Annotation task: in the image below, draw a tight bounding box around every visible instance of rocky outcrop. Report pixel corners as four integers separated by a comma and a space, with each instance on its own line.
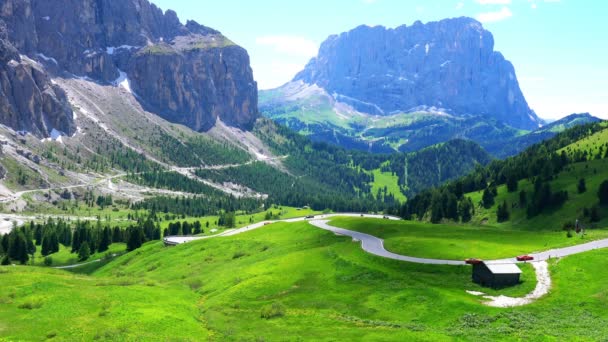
0, 0, 258, 134
0, 19, 74, 137
130, 35, 257, 131
294, 17, 540, 130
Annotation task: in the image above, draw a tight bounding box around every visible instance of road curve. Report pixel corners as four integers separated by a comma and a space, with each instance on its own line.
309, 220, 466, 265
163, 213, 401, 245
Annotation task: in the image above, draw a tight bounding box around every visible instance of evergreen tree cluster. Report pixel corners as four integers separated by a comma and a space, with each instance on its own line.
147, 128, 250, 167
164, 220, 203, 237
400, 123, 608, 223
1, 217, 163, 265
127, 170, 220, 194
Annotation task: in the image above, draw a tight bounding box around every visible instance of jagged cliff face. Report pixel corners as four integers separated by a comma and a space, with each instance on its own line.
0, 0, 257, 135
129, 36, 257, 131
0, 19, 74, 137
294, 17, 540, 130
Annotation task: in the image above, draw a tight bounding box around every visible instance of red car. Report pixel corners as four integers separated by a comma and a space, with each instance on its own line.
465, 258, 482, 265
516, 255, 534, 261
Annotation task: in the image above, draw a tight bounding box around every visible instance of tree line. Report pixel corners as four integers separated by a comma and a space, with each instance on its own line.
0, 217, 163, 265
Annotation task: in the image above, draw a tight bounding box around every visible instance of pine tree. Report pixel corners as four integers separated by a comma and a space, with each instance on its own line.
71, 229, 81, 253
578, 178, 587, 193
430, 192, 443, 223
599, 180, 608, 205
78, 241, 90, 261
497, 200, 510, 222
98, 227, 111, 253
41, 231, 52, 256
126, 226, 143, 251
519, 190, 527, 207
506, 175, 518, 192
458, 197, 473, 223
112, 226, 123, 243
482, 188, 495, 209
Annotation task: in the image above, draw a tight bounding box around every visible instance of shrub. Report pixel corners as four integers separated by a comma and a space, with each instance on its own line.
232, 251, 247, 259
186, 278, 203, 291
590, 206, 601, 222
578, 178, 587, 193
599, 180, 608, 205
260, 302, 285, 319
44, 256, 53, 266
18, 299, 43, 310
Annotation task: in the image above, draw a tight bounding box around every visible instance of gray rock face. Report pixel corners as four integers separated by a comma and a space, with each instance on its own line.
0, 0, 258, 135
130, 40, 257, 131
295, 17, 540, 130
0, 19, 75, 137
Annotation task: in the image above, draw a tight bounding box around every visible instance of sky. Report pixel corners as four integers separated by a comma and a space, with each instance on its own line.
151, 0, 608, 120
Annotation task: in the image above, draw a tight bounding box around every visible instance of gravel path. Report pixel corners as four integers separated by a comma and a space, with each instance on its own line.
479, 261, 551, 307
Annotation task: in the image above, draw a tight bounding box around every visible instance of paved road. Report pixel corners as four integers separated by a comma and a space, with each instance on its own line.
163, 213, 400, 245
310, 220, 466, 265
165, 214, 608, 266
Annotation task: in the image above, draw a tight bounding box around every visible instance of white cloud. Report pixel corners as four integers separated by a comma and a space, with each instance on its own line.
476, 0, 511, 4
252, 60, 307, 89
456, 2, 464, 10
476, 6, 513, 23
255, 35, 318, 58
531, 3, 537, 9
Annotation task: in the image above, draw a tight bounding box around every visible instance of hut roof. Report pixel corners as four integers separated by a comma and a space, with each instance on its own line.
484, 262, 522, 274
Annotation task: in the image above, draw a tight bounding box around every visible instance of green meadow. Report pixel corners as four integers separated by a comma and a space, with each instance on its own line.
2, 219, 608, 341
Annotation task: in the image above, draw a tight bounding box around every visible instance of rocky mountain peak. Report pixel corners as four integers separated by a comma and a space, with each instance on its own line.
0, 0, 258, 135
294, 17, 540, 130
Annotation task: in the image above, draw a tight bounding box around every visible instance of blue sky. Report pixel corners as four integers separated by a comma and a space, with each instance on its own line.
152, 0, 608, 120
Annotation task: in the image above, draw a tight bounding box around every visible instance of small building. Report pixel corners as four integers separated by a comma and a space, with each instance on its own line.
472, 262, 522, 288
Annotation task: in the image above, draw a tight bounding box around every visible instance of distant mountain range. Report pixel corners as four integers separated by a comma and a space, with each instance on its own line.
260, 17, 600, 156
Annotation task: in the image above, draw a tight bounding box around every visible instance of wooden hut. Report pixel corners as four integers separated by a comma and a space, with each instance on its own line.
472, 262, 522, 288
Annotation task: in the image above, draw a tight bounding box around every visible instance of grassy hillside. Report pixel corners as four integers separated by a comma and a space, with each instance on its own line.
467, 158, 608, 228
370, 168, 407, 202
2, 220, 608, 340
401, 121, 608, 225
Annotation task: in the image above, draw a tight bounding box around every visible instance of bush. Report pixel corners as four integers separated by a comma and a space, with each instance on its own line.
590, 206, 601, 222
260, 302, 285, 319
232, 251, 247, 259
18, 299, 43, 310
599, 180, 608, 205
578, 178, 587, 193
186, 278, 203, 291
566, 230, 573, 238
43, 256, 53, 266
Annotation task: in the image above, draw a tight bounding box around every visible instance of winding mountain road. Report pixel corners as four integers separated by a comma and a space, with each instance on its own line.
164, 214, 608, 307
165, 214, 608, 265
